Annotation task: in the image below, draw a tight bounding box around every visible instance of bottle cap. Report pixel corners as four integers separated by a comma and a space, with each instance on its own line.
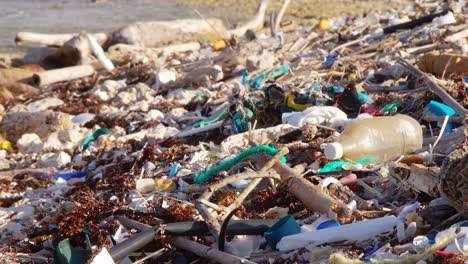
325, 142, 343, 160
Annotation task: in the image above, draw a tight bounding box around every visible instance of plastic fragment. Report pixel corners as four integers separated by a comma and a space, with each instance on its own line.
82, 128, 109, 151
155, 179, 177, 192
1, 140, 13, 152
264, 215, 301, 250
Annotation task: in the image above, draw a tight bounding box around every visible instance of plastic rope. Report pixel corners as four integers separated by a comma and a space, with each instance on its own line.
232, 108, 254, 134
82, 128, 109, 151
194, 145, 287, 184
194, 109, 227, 128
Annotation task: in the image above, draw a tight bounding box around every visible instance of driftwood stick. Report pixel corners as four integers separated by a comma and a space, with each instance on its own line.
270, 12, 276, 36
228, 0, 270, 37
224, 148, 289, 215
32, 65, 95, 86
363, 84, 409, 92
445, 28, 468, 42
0, 167, 57, 177
330, 35, 369, 54
198, 199, 223, 212
274, 0, 292, 33
405, 43, 451, 55
108, 42, 201, 62
200, 171, 280, 201
251, 154, 351, 219
195, 202, 221, 241
398, 58, 468, 116
423, 115, 465, 123
15, 32, 108, 46
172, 237, 256, 264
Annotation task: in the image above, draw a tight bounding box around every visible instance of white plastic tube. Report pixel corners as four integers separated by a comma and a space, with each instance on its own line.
276, 215, 398, 251
87, 34, 115, 72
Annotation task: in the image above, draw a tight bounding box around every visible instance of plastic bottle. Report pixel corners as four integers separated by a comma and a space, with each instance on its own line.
324, 114, 423, 162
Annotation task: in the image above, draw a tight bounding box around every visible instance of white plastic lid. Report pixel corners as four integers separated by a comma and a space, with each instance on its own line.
324, 142, 343, 160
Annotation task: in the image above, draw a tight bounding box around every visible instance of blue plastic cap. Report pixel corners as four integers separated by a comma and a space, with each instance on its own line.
428, 100, 456, 134
316, 220, 340, 230
428, 100, 456, 116
264, 215, 301, 250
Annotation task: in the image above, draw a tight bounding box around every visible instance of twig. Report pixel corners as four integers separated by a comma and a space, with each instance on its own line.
133, 248, 166, 264
423, 115, 465, 123
251, 154, 352, 219
330, 35, 369, 54
0, 167, 57, 177
274, 0, 291, 34
270, 11, 276, 36
195, 201, 221, 241
200, 171, 280, 201
441, 55, 455, 80
223, 147, 289, 217
445, 28, 468, 42
192, 8, 225, 41
198, 199, 223, 212
405, 43, 451, 55
228, 0, 270, 37
196, 170, 281, 239
397, 58, 467, 116
131, 142, 149, 172
363, 85, 409, 93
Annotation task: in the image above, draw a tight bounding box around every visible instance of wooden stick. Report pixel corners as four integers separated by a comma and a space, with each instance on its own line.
32, 65, 95, 86
330, 35, 369, 54
0, 167, 57, 177
251, 154, 351, 219
200, 171, 280, 201
445, 28, 468, 42
274, 0, 291, 33
405, 43, 451, 55
172, 237, 256, 264
15, 32, 108, 46
195, 202, 221, 241
224, 148, 289, 215
198, 199, 223, 212
423, 115, 465, 123
228, 0, 270, 37
114, 217, 255, 263
363, 84, 409, 92
398, 58, 467, 116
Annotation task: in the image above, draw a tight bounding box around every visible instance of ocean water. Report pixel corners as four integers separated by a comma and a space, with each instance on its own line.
0, 0, 215, 52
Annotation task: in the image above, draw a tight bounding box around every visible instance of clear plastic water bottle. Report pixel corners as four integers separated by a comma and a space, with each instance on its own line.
325, 114, 423, 162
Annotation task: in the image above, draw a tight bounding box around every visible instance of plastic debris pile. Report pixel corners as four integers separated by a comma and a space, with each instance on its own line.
0, 0, 467, 263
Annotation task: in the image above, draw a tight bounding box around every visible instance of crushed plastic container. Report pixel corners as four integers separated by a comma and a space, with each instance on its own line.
325, 114, 423, 162
282, 106, 347, 127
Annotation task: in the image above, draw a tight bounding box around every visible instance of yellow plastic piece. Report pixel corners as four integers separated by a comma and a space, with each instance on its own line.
318, 19, 330, 30
212, 40, 226, 51
155, 179, 177, 192
287, 96, 312, 111
1, 140, 13, 152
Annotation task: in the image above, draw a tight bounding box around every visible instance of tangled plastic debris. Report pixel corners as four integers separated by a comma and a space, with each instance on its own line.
0, 0, 467, 263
